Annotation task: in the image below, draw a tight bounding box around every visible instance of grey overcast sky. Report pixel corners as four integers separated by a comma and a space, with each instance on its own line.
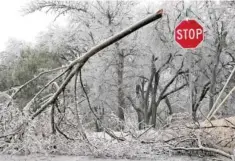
0, 0, 66, 52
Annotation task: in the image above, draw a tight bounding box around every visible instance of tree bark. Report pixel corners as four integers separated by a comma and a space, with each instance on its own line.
150, 71, 159, 127
151, 98, 162, 127
144, 56, 155, 124
116, 49, 125, 121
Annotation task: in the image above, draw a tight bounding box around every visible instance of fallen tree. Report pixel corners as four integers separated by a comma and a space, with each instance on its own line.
1, 9, 163, 146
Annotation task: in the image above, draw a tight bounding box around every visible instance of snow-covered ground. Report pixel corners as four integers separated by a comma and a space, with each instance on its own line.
0, 155, 218, 161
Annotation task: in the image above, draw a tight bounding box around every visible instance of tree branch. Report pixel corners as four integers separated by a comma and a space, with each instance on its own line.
24, 0, 87, 15
160, 61, 185, 98
126, 96, 144, 114
7, 66, 67, 106
30, 9, 163, 119
171, 146, 232, 159
162, 83, 187, 99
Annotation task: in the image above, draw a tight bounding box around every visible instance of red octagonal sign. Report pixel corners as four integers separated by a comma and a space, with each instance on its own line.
175, 19, 204, 49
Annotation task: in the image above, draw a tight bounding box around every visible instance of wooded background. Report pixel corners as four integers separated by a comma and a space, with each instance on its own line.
0, 0, 235, 159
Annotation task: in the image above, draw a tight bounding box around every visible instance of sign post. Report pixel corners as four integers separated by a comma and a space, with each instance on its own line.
174, 19, 204, 117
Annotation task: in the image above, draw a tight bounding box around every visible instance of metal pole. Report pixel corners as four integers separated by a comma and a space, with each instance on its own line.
187, 50, 193, 117
185, 3, 193, 118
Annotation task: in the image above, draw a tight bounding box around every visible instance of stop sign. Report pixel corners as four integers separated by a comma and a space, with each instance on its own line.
174, 19, 204, 49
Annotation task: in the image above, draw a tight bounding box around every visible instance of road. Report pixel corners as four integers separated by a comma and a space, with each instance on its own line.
0, 155, 220, 161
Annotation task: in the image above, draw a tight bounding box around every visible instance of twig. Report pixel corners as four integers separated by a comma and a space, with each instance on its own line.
225, 119, 235, 127
137, 125, 154, 139
174, 138, 197, 146
55, 125, 74, 140
79, 70, 97, 118
80, 69, 125, 141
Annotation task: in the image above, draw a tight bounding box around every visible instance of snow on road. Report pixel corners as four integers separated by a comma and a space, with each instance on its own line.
0, 155, 217, 161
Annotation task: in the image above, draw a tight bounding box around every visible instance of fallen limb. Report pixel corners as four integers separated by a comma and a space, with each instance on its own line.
30, 10, 163, 119
171, 130, 232, 159
4, 10, 163, 145
171, 146, 232, 159
137, 125, 153, 139
186, 124, 235, 130
55, 124, 74, 140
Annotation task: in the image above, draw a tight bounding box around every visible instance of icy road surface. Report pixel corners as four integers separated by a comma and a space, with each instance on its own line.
0, 155, 224, 161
